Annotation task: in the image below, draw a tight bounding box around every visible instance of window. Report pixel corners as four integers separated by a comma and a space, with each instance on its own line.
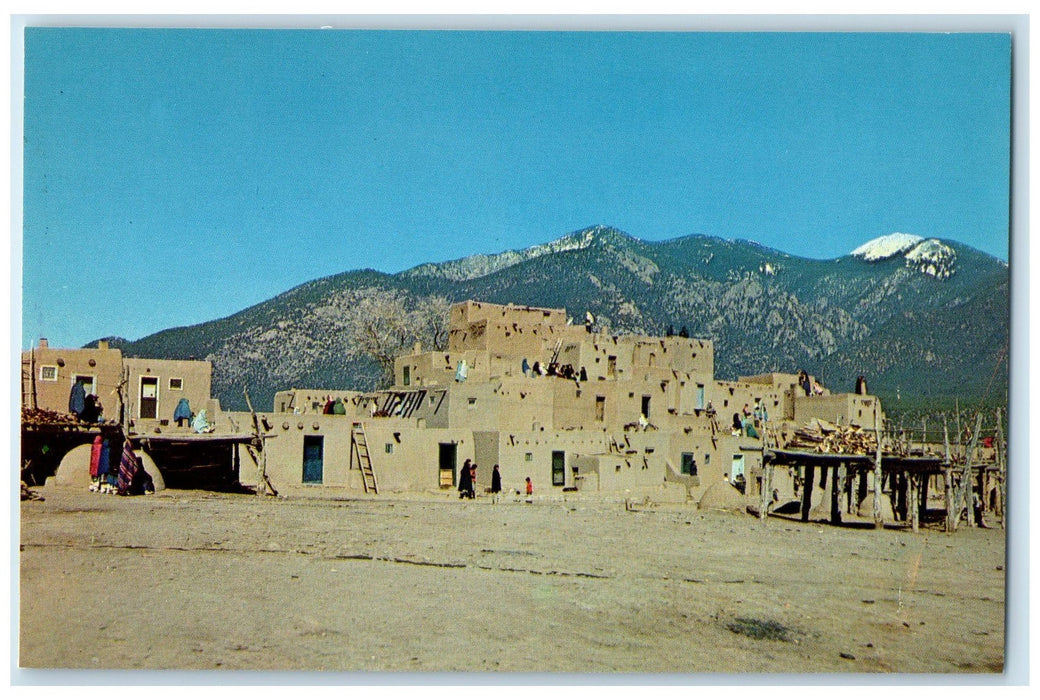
595, 396, 605, 422
169, 377, 183, 390
467, 397, 477, 407
607, 356, 617, 378
39, 366, 58, 381
403, 366, 411, 386
681, 452, 697, 476
75, 375, 96, 396
525, 452, 533, 462
704, 453, 711, 465
385, 443, 394, 454
641, 396, 651, 420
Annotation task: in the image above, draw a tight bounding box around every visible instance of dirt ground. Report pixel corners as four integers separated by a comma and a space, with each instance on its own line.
18, 485, 1006, 675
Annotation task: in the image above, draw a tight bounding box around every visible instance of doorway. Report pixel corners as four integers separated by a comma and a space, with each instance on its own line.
140, 376, 158, 420
439, 442, 457, 488
303, 435, 324, 484
552, 450, 565, 486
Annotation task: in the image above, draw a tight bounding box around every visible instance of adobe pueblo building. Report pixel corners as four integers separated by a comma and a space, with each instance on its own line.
20, 339, 232, 490
248, 300, 884, 503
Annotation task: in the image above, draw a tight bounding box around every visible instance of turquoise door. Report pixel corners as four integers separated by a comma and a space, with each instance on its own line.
303, 435, 324, 484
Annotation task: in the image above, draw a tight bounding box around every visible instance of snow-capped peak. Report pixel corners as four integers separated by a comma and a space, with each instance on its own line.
904, 238, 957, 279
851, 233, 924, 261
851, 233, 957, 280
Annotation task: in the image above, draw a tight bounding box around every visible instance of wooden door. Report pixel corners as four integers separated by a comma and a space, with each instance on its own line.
140, 377, 158, 420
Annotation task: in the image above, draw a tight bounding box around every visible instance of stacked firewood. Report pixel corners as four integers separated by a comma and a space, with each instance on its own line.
785, 418, 878, 455
21, 407, 80, 426
21, 481, 44, 501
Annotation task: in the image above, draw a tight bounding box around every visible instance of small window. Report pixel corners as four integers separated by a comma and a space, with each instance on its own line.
39, 366, 58, 381
467, 397, 477, 407
403, 366, 411, 386
169, 377, 183, 390
525, 453, 533, 462
704, 453, 711, 465
385, 443, 394, 454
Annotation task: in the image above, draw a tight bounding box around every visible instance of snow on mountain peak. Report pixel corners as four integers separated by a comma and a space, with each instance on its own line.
851, 233, 957, 279
851, 233, 924, 261
904, 238, 957, 279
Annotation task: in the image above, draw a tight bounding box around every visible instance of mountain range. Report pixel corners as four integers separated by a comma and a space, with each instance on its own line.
96, 225, 1010, 416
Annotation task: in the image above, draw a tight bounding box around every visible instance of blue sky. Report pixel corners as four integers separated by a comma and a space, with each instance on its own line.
20, 28, 1012, 349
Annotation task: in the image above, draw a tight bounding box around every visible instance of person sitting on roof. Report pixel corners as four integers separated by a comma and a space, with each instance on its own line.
192, 409, 214, 434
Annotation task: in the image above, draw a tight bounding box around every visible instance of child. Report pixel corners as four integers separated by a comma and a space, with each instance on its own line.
525, 476, 533, 502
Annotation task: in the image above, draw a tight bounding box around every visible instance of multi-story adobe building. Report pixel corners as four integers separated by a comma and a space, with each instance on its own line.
250, 300, 885, 502
21, 338, 216, 431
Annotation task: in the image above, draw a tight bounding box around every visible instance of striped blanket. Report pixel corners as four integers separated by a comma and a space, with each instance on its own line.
116, 440, 138, 495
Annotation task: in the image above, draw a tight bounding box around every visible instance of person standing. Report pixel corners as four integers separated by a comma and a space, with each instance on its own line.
491, 464, 502, 503
458, 458, 472, 499
525, 476, 533, 502
469, 463, 478, 498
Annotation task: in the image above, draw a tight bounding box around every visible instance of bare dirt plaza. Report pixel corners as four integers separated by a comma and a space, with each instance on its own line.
19, 485, 1005, 674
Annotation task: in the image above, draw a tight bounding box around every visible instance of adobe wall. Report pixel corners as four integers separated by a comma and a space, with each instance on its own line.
450, 300, 567, 328
446, 378, 555, 432
272, 389, 363, 414
23, 344, 123, 416
236, 412, 475, 494
793, 394, 883, 428
124, 358, 213, 428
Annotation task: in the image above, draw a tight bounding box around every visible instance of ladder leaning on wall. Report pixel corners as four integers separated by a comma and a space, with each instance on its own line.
351, 422, 378, 494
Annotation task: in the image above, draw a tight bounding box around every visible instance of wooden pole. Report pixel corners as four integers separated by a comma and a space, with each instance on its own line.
943, 415, 954, 532
801, 465, 814, 522
960, 413, 982, 528
873, 406, 883, 528
996, 407, 1006, 529
759, 461, 772, 521
909, 472, 920, 532
832, 463, 846, 524
955, 398, 962, 462
243, 386, 273, 497
896, 471, 908, 522
919, 470, 929, 523
30, 346, 38, 410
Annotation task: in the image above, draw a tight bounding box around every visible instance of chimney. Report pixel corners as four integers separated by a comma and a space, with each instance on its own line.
413, 341, 422, 355
38, 338, 48, 349
98, 340, 109, 351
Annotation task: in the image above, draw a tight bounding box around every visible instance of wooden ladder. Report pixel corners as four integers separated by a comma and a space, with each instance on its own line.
352, 422, 378, 494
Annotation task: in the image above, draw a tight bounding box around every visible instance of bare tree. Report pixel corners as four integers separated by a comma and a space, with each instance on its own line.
350, 291, 451, 388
